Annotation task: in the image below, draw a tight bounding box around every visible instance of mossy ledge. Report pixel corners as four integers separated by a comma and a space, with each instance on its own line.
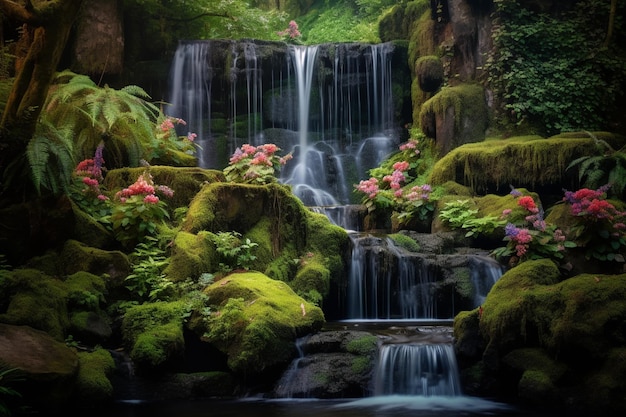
429, 132, 626, 195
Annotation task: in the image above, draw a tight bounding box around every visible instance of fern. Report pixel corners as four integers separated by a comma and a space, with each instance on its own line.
26, 120, 75, 195
41, 70, 161, 168
566, 131, 626, 198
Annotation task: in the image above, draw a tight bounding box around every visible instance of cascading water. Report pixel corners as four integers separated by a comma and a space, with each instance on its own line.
346, 235, 438, 320
166, 40, 402, 206
375, 343, 462, 396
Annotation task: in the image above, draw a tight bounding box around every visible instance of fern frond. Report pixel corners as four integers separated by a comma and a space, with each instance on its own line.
26, 137, 51, 194
121, 85, 152, 100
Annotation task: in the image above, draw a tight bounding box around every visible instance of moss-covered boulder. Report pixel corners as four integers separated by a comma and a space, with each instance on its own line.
122, 301, 186, 371
60, 240, 130, 288
420, 84, 489, 156
163, 231, 217, 283
454, 259, 626, 412
0, 269, 70, 340
429, 133, 626, 195
73, 348, 116, 405
192, 271, 325, 375
176, 182, 348, 302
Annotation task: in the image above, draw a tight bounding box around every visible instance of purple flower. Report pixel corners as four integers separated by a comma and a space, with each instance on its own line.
505, 223, 519, 237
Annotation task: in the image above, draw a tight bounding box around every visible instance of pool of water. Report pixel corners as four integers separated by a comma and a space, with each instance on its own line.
65, 396, 580, 417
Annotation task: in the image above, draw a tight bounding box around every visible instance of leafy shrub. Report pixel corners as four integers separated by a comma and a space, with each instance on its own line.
212, 231, 258, 272
487, 0, 626, 135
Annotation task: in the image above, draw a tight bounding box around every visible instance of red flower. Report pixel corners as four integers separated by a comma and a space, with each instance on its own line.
518, 196, 537, 212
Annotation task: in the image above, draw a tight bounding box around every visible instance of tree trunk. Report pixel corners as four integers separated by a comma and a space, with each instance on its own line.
0, 0, 85, 177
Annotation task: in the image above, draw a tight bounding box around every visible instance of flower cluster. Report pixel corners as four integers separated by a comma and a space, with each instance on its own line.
224, 143, 292, 184
109, 171, 174, 247
563, 185, 626, 263
149, 116, 197, 164
494, 191, 573, 265
355, 136, 435, 226
114, 172, 173, 205
277, 20, 301, 40
71, 143, 111, 217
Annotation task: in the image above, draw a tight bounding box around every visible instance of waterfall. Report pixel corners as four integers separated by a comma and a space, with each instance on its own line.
470, 255, 504, 306
273, 336, 310, 398
346, 235, 437, 320
374, 343, 462, 396
166, 40, 404, 205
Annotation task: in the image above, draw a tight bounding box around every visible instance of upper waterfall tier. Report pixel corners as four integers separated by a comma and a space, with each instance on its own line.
166, 40, 412, 205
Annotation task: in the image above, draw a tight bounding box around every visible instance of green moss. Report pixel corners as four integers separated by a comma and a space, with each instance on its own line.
243, 217, 274, 270
122, 301, 186, 369
388, 233, 421, 252
351, 356, 372, 374
70, 201, 115, 249
420, 84, 488, 154
304, 211, 348, 282
518, 369, 554, 402
163, 231, 216, 282
0, 269, 69, 340
292, 260, 331, 301
503, 348, 566, 382
428, 135, 600, 193
198, 271, 325, 374
346, 335, 378, 356
64, 271, 106, 310
415, 55, 444, 93
584, 348, 626, 410
75, 349, 115, 403
479, 259, 561, 352
60, 240, 130, 287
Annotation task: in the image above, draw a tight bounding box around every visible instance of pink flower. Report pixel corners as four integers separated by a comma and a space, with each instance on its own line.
514, 229, 533, 244
251, 152, 272, 166
187, 132, 197, 142
159, 118, 175, 132
97, 194, 109, 201
279, 153, 293, 165
394, 189, 403, 198
157, 185, 174, 198
261, 143, 278, 155
143, 194, 159, 204
241, 144, 257, 156
501, 209, 512, 218
392, 161, 410, 172
82, 177, 99, 187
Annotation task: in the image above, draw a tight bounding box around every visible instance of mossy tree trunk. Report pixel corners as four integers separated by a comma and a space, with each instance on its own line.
0, 0, 84, 181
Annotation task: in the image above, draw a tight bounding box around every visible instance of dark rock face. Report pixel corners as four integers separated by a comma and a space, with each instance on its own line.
273, 330, 378, 398
0, 323, 79, 409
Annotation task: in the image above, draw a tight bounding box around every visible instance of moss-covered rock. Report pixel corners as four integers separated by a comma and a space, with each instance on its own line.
428, 134, 613, 194
70, 201, 116, 249
194, 271, 324, 375
420, 84, 489, 156
60, 240, 130, 288
415, 55, 444, 93
163, 231, 216, 282
74, 348, 116, 405
178, 182, 348, 302
122, 301, 186, 370
0, 269, 70, 340
455, 259, 626, 412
